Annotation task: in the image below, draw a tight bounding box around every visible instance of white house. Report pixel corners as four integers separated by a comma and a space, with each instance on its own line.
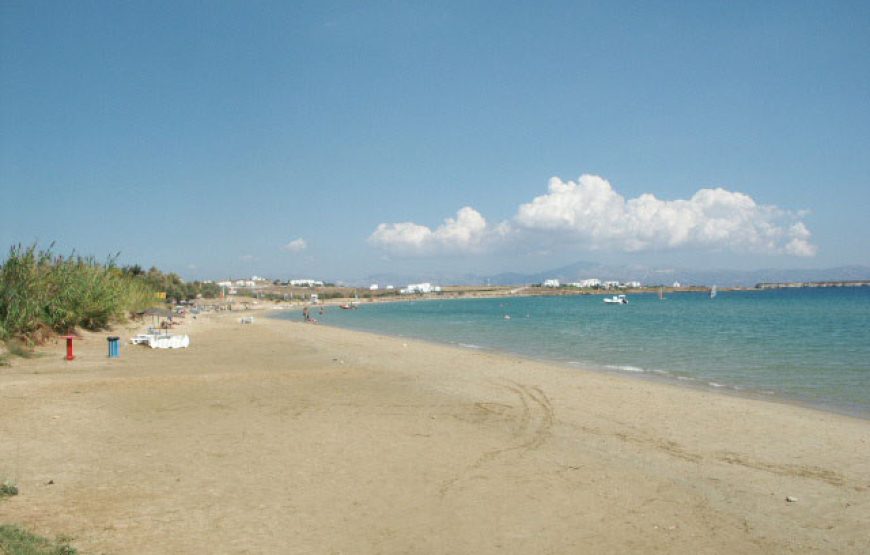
290, 279, 324, 287
542, 279, 560, 288
400, 282, 441, 294
575, 278, 601, 288
408, 282, 431, 294
369, 284, 379, 291
624, 281, 642, 288
603, 280, 621, 289
386, 285, 395, 290
673, 281, 682, 288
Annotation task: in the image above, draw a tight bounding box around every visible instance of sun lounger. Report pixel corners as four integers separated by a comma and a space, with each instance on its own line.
130, 333, 190, 348
129, 334, 152, 345
147, 334, 190, 349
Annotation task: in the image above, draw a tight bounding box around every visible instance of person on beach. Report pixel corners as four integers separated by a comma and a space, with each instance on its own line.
302, 306, 309, 321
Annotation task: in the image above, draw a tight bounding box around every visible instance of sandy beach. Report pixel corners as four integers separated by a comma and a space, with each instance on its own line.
1, 309, 868, 554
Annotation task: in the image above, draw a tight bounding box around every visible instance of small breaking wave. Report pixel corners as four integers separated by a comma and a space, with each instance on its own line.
458, 343, 483, 350
605, 364, 645, 373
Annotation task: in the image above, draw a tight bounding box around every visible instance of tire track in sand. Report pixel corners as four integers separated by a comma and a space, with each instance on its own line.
440, 380, 554, 496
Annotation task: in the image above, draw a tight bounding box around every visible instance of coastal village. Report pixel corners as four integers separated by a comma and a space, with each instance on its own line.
183, 275, 868, 307
178, 275, 723, 311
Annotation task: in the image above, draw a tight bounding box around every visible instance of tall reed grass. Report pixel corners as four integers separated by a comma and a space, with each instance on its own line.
0, 244, 156, 344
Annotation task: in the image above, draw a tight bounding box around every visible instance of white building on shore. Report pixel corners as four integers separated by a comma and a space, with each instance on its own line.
569, 278, 601, 288
542, 279, 560, 288
290, 279, 324, 287
400, 282, 441, 294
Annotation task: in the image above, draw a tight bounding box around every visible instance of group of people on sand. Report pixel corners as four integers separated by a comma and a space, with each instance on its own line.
302, 305, 323, 324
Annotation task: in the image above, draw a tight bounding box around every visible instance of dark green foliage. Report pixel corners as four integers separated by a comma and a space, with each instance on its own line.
316, 291, 348, 300
0, 483, 18, 497
129, 266, 220, 302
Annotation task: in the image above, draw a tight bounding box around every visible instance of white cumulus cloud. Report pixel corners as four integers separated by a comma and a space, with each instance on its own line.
368, 207, 492, 255
784, 223, 817, 257
282, 238, 307, 252
368, 174, 817, 257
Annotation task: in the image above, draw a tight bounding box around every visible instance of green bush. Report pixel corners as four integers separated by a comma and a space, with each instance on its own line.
0, 524, 77, 555
129, 266, 219, 302
0, 244, 157, 344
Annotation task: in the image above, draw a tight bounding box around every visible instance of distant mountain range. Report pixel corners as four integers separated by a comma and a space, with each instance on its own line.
352, 262, 870, 288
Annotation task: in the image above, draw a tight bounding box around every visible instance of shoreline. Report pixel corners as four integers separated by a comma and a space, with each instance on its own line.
1, 310, 868, 553
271, 296, 870, 422
300, 314, 870, 422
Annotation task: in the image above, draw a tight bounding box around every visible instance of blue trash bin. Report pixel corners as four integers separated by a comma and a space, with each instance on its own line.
107, 336, 120, 358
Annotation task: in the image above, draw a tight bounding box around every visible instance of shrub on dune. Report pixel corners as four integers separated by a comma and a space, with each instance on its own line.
0, 243, 157, 345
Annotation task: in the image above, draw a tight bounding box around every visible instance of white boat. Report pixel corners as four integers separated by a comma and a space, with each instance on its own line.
603, 294, 628, 304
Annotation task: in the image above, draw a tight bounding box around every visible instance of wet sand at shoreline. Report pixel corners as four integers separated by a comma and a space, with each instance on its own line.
1, 310, 868, 553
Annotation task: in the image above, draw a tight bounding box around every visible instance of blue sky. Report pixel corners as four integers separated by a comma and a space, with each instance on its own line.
2, 1, 868, 281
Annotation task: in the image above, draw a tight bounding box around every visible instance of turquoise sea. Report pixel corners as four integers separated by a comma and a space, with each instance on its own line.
278, 287, 870, 418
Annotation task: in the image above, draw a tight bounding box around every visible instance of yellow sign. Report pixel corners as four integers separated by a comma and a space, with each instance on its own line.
156, 291, 167, 300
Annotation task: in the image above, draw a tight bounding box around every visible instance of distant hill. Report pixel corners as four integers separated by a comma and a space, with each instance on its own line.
353, 262, 870, 288
487, 262, 870, 288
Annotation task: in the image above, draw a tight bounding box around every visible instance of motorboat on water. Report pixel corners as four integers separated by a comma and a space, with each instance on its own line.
603, 294, 628, 304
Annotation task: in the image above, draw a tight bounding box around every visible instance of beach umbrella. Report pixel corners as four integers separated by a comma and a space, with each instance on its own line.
143, 308, 172, 317
143, 307, 172, 332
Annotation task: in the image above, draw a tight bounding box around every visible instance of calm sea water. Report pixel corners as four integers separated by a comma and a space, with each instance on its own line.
278, 288, 870, 417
